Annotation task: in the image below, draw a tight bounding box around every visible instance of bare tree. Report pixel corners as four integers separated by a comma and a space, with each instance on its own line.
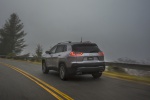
34, 44, 43, 61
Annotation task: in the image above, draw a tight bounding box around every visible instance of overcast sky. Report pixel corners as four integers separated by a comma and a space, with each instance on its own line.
0, 0, 150, 62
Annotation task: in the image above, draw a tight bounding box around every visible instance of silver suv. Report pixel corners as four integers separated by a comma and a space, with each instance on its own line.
42, 41, 105, 80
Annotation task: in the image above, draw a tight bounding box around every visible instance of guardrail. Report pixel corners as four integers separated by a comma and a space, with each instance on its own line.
105, 62, 150, 71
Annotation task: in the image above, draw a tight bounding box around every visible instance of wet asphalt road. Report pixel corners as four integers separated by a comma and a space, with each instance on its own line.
0, 59, 150, 100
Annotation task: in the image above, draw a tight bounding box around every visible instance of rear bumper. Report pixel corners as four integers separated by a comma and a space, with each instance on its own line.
68, 62, 105, 75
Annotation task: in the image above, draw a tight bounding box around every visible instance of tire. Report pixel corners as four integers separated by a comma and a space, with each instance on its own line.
92, 72, 102, 79
42, 62, 49, 74
59, 64, 68, 80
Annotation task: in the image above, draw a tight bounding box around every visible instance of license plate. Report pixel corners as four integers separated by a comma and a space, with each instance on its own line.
87, 57, 94, 60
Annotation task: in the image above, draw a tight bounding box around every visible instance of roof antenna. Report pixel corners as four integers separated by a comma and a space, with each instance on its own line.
81, 37, 82, 43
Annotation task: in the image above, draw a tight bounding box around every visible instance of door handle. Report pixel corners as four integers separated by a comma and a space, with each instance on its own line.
58, 55, 61, 56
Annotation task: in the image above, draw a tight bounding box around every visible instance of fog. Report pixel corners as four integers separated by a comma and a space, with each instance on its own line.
0, 0, 150, 62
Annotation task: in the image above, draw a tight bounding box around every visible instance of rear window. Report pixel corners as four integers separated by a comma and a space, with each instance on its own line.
72, 44, 100, 53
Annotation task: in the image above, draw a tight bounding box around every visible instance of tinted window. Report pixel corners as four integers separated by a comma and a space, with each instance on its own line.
63, 45, 67, 52
72, 44, 100, 53
55, 45, 66, 53
50, 46, 57, 54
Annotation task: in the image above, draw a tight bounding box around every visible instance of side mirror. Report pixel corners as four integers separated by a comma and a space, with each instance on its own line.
45, 51, 51, 54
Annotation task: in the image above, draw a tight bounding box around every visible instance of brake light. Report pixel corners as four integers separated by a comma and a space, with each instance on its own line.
70, 51, 76, 56
98, 52, 104, 56
70, 51, 83, 56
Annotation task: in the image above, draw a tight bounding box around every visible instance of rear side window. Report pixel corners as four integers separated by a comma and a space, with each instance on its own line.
55, 45, 67, 53
72, 44, 100, 53
63, 45, 67, 51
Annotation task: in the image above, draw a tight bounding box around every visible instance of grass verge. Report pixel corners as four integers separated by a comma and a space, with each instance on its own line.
103, 71, 150, 85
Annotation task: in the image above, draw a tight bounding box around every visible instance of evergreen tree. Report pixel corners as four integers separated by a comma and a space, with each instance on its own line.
0, 13, 27, 55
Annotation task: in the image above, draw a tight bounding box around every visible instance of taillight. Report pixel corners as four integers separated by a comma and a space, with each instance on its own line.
98, 52, 104, 56
69, 51, 83, 56
70, 51, 76, 56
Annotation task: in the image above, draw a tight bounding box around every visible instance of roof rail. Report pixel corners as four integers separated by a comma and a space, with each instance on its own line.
57, 41, 72, 44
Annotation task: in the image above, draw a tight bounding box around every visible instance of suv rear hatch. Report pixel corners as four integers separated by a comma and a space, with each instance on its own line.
71, 43, 104, 62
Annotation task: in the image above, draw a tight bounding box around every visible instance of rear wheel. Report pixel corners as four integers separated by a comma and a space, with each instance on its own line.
42, 62, 49, 74
59, 64, 68, 80
92, 72, 102, 79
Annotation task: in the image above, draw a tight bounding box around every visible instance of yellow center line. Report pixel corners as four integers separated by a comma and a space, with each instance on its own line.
0, 62, 74, 100
11, 66, 64, 100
